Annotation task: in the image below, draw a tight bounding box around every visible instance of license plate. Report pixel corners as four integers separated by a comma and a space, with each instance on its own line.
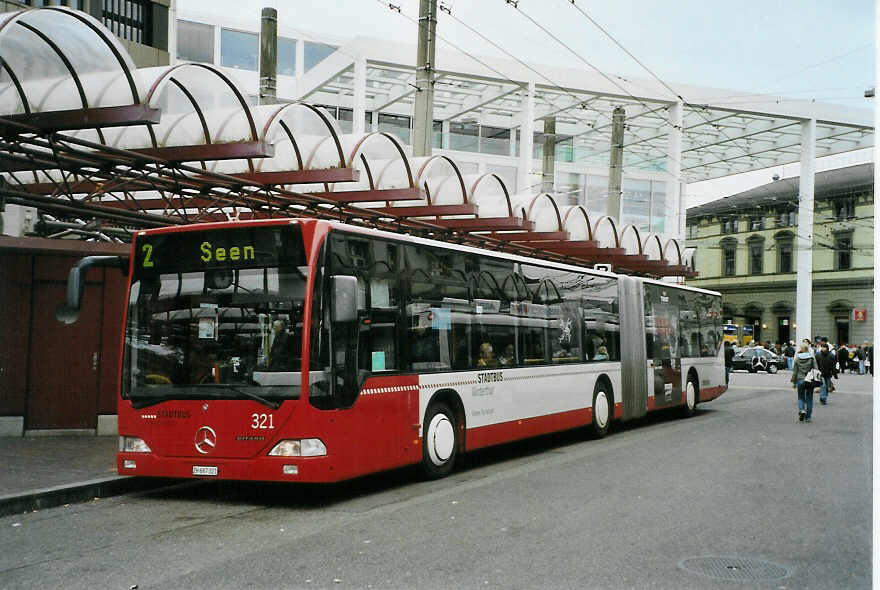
192, 465, 218, 476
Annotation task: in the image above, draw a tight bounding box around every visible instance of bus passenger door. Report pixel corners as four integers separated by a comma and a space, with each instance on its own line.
644, 283, 681, 409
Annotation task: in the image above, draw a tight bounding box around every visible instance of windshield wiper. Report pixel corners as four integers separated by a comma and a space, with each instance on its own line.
129, 387, 281, 410
220, 385, 281, 410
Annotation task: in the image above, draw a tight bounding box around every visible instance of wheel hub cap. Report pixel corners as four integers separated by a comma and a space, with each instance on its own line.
595, 392, 609, 427
428, 414, 454, 465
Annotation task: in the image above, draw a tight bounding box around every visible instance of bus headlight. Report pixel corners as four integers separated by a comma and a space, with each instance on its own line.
119, 436, 151, 453
268, 439, 327, 457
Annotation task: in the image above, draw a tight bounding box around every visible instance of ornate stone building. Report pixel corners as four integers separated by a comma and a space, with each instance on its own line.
686, 163, 873, 346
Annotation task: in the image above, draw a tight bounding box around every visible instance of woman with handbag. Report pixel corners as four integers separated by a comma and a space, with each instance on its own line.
792, 342, 820, 422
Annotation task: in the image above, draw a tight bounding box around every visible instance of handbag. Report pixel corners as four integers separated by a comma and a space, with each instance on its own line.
806, 368, 822, 387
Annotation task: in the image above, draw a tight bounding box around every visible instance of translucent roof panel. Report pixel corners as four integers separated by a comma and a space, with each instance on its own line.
0, 7, 142, 114
141, 65, 257, 153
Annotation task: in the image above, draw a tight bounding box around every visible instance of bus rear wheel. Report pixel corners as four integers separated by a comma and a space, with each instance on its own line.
681, 376, 697, 418
590, 383, 611, 438
421, 402, 458, 479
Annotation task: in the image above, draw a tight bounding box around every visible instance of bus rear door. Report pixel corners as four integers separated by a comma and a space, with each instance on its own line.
644, 283, 682, 410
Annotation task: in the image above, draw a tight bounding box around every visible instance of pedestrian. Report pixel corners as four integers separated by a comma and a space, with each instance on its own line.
784, 341, 795, 370
724, 340, 735, 385
868, 343, 874, 376
792, 342, 819, 422
856, 344, 867, 375
838, 344, 849, 374
815, 343, 835, 405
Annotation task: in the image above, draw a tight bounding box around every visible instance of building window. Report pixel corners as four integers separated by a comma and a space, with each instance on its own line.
835, 231, 853, 270
378, 113, 411, 145
749, 216, 765, 231
748, 237, 764, 275
722, 217, 739, 234
304, 41, 337, 71
832, 198, 855, 220
221, 29, 258, 71
177, 20, 214, 64
278, 37, 297, 76
480, 125, 511, 156
622, 178, 651, 232
776, 233, 794, 273
721, 239, 737, 277
776, 210, 796, 227
450, 121, 479, 152
103, 0, 150, 44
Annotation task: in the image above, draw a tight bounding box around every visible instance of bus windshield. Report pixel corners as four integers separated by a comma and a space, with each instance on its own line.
122, 225, 308, 407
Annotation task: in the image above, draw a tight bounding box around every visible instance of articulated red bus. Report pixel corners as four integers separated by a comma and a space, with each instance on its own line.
68, 218, 725, 482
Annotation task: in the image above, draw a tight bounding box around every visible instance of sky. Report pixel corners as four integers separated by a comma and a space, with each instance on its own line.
178, 0, 875, 204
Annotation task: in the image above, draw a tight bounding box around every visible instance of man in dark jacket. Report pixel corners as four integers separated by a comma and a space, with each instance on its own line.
815, 344, 835, 404
838, 344, 850, 374
724, 341, 735, 385
856, 345, 867, 375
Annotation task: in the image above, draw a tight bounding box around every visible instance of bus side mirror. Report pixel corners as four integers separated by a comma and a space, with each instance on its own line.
331, 275, 358, 323
56, 255, 128, 324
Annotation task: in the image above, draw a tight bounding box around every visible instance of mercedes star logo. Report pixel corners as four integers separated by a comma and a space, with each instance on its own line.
194, 426, 217, 454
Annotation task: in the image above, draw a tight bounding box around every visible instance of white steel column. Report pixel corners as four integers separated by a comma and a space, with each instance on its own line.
517, 81, 535, 194
795, 119, 816, 343
352, 58, 367, 136
441, 120, 450, 149
666, 101, 683, 239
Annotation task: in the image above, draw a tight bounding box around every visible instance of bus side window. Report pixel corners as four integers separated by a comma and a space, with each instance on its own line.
581, 276, 619, 362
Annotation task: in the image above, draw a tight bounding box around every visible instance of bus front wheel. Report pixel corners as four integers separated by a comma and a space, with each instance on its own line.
421, 402, 458, 479
590, 383, 611, 438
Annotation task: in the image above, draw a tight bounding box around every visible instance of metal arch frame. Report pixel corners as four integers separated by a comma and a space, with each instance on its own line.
413, 154, 469, 207
260, 101, 347, 169
519, 192, 564, 233
145, 63, 259, 143
345, 131, 416, 189
561, 205, 596, 242
468, 172, 514, 217
617, 223, 643, 256
0, 7, 143, 114
0, 58, 29, 114
43, 6, 143, 104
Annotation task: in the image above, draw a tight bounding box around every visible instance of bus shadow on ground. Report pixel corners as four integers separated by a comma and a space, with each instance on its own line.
139, 406, 714, 509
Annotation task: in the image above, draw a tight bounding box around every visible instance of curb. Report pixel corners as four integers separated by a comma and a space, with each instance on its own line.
0, 476, 178, 518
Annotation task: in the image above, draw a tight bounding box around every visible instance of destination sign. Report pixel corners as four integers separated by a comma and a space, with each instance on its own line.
133, 226, 306, 277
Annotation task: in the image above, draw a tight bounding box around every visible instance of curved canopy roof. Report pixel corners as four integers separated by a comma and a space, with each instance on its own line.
0, 6, 693, 277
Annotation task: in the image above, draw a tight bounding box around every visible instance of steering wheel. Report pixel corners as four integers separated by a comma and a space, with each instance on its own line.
145, 373, 172, 385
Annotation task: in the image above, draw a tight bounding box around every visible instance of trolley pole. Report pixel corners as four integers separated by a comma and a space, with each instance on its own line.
412, 0, 437, 157
259, 7, 278, 105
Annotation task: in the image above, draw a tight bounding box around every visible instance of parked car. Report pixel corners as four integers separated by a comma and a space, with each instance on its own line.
731, 347, 785, 373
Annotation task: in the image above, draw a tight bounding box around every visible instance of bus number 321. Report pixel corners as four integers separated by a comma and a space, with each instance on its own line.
251, 413, 275, 430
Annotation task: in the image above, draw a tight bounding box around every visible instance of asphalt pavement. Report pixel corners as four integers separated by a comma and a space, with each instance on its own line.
0, 369, 872, 589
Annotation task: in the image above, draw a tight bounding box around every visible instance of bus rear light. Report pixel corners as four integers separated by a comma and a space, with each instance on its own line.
268, 439, 327, 457
123, 460, 137, 469
119, 436, 151, 453
282, 465, 299, 475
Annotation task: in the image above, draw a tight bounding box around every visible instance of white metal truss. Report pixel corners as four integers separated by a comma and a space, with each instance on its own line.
297, 40, 873, 184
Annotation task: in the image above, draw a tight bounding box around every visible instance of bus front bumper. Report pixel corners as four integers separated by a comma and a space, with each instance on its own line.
117, 452, 343, 483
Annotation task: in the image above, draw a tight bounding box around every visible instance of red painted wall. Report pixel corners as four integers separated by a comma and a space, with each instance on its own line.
0, 241, 128, 429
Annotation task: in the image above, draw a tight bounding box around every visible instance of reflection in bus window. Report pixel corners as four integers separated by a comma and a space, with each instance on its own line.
582, 276, 620, 362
